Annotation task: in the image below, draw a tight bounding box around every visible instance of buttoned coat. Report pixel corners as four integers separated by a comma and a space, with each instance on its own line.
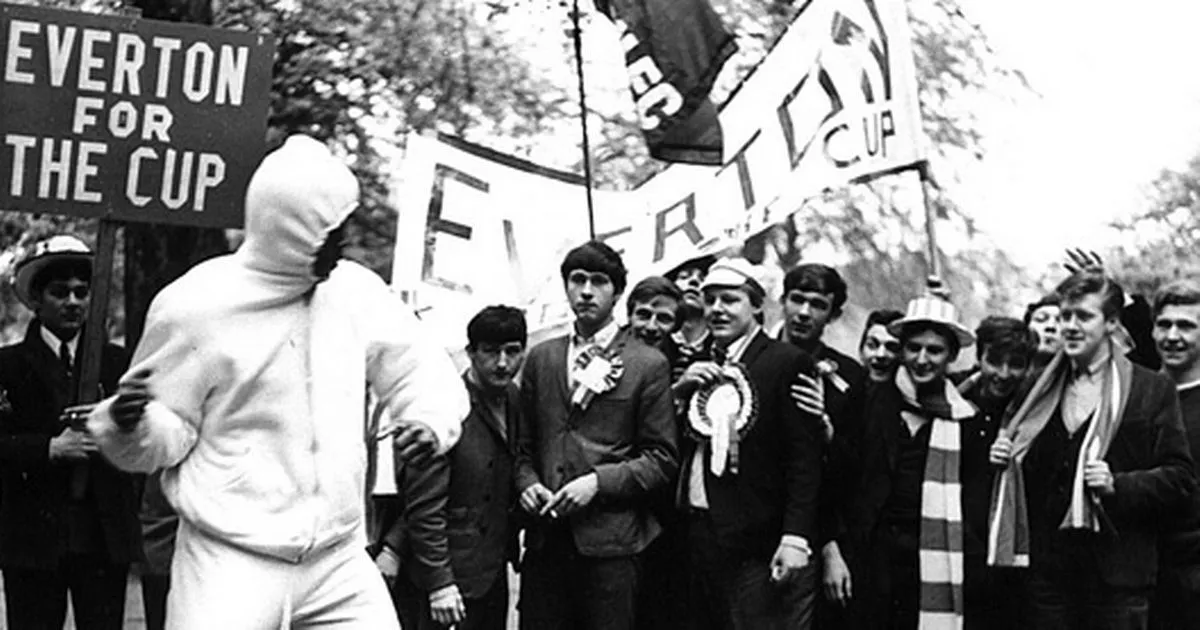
388, 376, 520, 599
515, 327, 679, 557
0, 321, 142, 569
676, 331, 823, 559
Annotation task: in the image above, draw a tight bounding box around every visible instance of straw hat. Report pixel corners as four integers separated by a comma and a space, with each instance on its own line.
889, 292, 975, 347
12, 235, 92, 308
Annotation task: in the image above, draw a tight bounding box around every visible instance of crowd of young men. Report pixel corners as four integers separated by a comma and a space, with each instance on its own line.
0, 135, 1196, 630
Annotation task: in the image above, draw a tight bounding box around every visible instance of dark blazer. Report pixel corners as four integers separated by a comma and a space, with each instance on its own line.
388, 376, 519, 599
845, 382, 995, 560
811, 343, 867, 546
0, 321, 142, 569
515, 327, 679, 557
1090, 365, 1194, 588
678, 331, 823, 559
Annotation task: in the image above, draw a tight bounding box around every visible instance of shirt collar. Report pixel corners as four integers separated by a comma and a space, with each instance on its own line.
573, 318, 620, 350
720, 324, 761, 363
1071, 340, 1112, 380
40, 324, 78, 358
671, 327, 710, 351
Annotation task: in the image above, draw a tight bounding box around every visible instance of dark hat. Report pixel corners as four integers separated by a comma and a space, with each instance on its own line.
665, 254, 717, 281
12, 235, 92, 308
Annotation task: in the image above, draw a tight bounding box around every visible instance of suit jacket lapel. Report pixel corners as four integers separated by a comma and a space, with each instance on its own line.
23, 321, 72, 410
465, 377, 510, 444
545, 336, 572, 411
738, 330, 769, 368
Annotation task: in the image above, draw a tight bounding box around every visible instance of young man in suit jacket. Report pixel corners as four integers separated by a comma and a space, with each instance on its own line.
990, 270, 1194, 629
673, 258, 822, 630
0, 236, 142, 630
384, 305, 527, 630
515, 241, 679, 630
1148, 280, 1200, 630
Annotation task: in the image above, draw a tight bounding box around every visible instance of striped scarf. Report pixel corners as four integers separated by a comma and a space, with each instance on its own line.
896, 367, 976, 630
987, 347, 1132, 567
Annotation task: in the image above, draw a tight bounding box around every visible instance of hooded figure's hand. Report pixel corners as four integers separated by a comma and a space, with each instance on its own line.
393, 421, 438, 466
112, 369, 153, 432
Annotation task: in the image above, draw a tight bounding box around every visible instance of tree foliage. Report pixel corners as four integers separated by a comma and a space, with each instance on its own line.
0, 0, 1035, 342
1107, 153, 1200, 296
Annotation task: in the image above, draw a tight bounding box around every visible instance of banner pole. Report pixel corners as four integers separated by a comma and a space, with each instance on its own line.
570, 0, 597, 239
917, 160, 942, 282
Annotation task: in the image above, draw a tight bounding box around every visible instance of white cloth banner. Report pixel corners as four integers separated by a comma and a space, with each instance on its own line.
391, 0, 923, 348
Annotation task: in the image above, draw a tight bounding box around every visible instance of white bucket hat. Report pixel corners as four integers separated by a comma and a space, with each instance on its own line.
700, 258, 766, 301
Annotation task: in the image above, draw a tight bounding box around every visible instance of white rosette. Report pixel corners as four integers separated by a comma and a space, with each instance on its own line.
687, 363, 757, 476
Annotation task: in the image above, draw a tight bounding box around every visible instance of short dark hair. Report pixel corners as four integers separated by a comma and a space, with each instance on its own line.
899, 321, 961, 361
1055, 270, 1124, 320
1153, 279, 1200, 317
975, 315, 1036, 362
30, 260, 91, 299
1022, 294, 1061, 326
782, 264, 848, 316
560, 240, 627, 295
626, 276, 683, 318
466, 305, 527, 350
858, 309, 904, 348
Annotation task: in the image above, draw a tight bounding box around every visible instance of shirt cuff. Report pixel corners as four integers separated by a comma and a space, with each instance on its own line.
780, 534, 812, 556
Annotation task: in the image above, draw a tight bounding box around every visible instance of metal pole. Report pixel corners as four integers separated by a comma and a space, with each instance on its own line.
917, 161, 942, 282
571, 0, 597, 239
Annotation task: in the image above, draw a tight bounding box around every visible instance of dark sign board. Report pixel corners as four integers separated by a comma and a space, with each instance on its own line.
0, 4, 273, 228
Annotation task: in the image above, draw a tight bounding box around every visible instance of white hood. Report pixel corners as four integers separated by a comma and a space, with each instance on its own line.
237, 135, 359, 295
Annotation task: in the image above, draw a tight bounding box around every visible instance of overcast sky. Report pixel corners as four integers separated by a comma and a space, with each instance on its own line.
958, 0, 1200, 270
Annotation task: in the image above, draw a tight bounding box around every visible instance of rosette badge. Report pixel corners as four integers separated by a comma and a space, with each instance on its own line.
688, 363, 758, 476
570, 347, 625, 410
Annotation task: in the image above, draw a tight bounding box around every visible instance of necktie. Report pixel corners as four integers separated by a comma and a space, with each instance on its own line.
59, 342, 72, 380
711, 344, 728, 366
60, 341, 88, 500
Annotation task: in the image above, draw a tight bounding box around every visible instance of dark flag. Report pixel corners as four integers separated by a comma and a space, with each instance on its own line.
595, 0, 738, 165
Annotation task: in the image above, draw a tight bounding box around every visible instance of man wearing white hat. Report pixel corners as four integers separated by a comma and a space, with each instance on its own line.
673, 257, 822, 630
843, 287, 998, 630
0, 235, 141, 629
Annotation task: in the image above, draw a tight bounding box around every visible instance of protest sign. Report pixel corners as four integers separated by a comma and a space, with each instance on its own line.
391, 133, 641, 349
395, 0, 924, 348
0, 3, 273, 228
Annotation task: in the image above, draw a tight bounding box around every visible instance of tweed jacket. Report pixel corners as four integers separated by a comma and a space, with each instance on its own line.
515, 326, 678, 557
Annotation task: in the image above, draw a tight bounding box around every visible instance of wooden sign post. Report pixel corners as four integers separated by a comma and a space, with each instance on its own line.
0, 3, 275, 403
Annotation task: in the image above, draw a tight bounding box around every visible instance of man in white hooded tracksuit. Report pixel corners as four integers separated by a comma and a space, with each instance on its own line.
86, 135, 469, 629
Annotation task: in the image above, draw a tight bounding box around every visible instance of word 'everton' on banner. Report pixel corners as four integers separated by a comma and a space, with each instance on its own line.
394, 0, 923, 349
0, 4, 273, 228
596, 0, 737, 166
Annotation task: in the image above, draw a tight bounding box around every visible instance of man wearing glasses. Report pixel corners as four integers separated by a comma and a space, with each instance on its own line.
0, 235, 141, 629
